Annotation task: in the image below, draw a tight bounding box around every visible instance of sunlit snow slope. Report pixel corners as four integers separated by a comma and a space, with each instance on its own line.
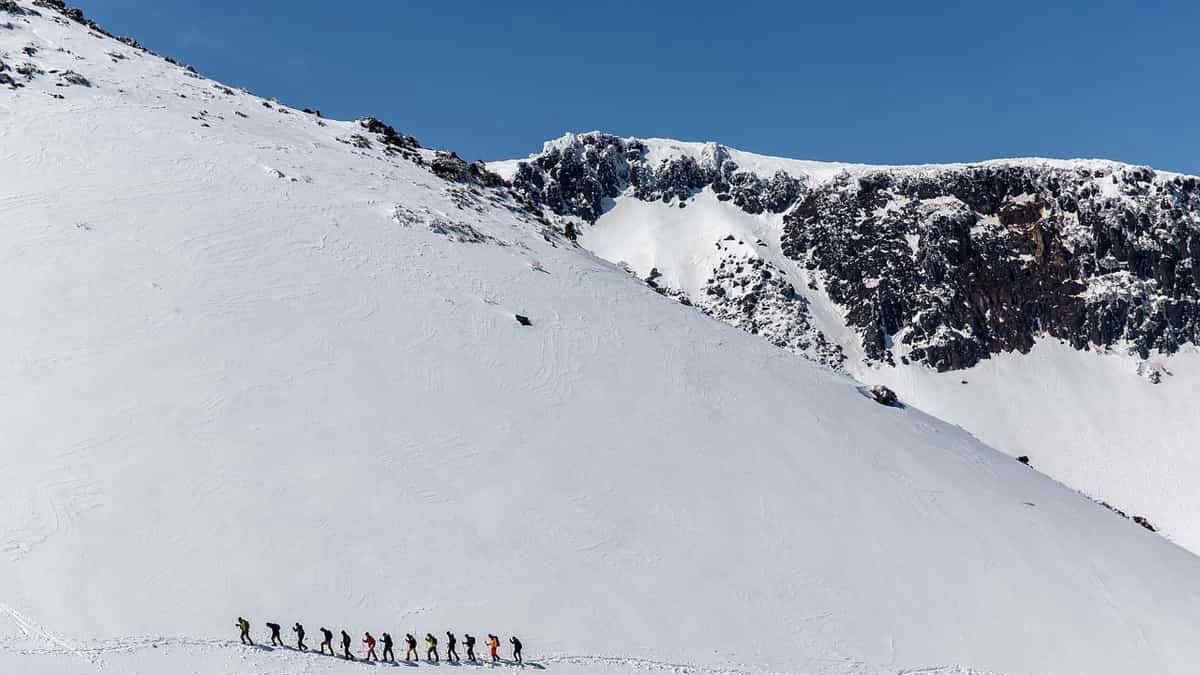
4, 5, 1200, 675
500, 135, 1200, 557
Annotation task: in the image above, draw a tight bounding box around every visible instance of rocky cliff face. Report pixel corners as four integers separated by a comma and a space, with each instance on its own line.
784, 164, 1200, 370
509, 132, 805, 222
507, 133, 1200, 372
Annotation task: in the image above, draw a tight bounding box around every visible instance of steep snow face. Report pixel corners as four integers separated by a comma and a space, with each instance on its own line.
500, 132, 1200, 557
858, 342, 1200, 544
7, 4, 1200, 675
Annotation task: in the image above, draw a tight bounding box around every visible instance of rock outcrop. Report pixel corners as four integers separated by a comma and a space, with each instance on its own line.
509, 134, 1200, 372
782, 164, 1200, 370
509, 133, 807, 223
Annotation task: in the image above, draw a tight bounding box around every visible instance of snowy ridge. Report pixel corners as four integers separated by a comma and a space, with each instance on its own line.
491, 131, 1188, 185
6, 4, 1200, 675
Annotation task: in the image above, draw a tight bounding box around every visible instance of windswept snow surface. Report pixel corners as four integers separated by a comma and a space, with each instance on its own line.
4, 6, 1200, 675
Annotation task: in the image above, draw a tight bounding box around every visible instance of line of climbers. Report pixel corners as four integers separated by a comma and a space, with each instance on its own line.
236, 617, 523, 665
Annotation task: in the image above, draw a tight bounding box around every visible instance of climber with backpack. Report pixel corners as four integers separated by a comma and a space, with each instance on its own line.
487, 634, 500, 662
464, 633, 477, 661
236, 617, 252, 645
363, 632, 378, 661
446, 631, 460, 663
510, 635, 523, 665
405, 633, 418, 661
382, 632, 395, 662
425, 632, 439, 663
319, 627, 334, 655
341, 629, 354, 660
266, 622, 283, 647
292, 622, 307, 651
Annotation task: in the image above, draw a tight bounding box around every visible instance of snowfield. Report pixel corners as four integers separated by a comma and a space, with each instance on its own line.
4, 4, 1200, 675
545, 140, 1200, 557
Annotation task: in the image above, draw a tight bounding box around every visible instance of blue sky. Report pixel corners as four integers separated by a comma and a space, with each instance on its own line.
87, 0, 1200, 172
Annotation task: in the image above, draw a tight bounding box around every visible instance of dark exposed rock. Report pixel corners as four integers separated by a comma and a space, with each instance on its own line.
430, 151, 505, 187
781, 163, 1200, 370
359, 116, 419, 150
1100, 501, 1128, 518
507, 135, 1200, 374
698, 241, 845, 369
1017, 456, 1030, 465
868, 385, 900, 407
428, 217, 492, 244
1095, 498, 1159, 533
1, 1, 29, 15
33, 0, 81, 22
515, 314, 532, 326
58, 69, 89, 86
510, 133, 807, 224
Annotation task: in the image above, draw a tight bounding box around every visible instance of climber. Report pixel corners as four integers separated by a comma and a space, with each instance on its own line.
319, 627, 334, 655
487, 634, 500, 662
292, 622, 307, 651
363, 631, 378, 661
464, 633, 477, 661
405, 633, 418, 661
510, 635, 523, 665
341, 629, 354, 660
236, 617, 252, 645
425, 632, 439, 663
382, 632, 395, 662
266, 622, 282, 647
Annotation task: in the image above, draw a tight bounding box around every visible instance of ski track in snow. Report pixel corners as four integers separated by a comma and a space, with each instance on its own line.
0, 601, 101, 668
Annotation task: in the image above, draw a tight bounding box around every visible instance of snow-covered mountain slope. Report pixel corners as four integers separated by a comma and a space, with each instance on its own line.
495, 132, 1200, 555
5, 4, 1200, 674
